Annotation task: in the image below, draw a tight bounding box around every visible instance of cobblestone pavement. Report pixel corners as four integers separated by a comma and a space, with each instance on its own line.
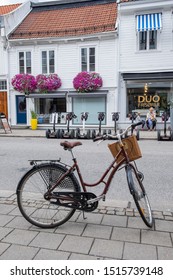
0, 191, 173, 260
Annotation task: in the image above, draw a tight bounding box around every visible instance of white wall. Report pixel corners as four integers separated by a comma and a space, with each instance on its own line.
119, 5, 173, 72
8, 36, 118, 126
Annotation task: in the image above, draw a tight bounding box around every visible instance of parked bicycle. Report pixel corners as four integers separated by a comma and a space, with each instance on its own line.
16, 121, 153, 228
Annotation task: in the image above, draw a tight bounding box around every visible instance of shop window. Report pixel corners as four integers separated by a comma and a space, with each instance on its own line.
41, 50, 55, 74
34, 98, 66, 124
0, 80, 7, 90
72, 96, 106, 125
81, 47, 95, 72
126, 82, 170, 117
19, 51, 31, 74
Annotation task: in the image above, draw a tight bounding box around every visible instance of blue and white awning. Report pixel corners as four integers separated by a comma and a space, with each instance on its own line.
137, 13, 162, 32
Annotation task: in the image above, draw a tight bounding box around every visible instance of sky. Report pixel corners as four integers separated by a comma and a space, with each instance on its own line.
0, 0, 58, 6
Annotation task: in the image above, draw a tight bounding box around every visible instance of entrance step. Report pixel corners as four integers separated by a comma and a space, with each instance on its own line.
139, 130, 157, 140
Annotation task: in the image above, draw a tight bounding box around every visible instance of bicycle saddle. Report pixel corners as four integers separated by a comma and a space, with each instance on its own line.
60, 141, 82, 150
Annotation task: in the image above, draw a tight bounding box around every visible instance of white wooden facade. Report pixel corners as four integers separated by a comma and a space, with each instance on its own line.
8, 35, 118, 127
118, 0, 173, 127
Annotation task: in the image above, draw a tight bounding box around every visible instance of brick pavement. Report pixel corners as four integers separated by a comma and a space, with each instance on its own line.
0, 191, 173, 260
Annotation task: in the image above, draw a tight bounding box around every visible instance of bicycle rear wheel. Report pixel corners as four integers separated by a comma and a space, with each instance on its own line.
17, 163, 80, 228
126, 164, 153, 228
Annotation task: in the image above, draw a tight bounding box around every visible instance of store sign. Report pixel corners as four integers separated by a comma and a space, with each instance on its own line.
138, 94, 160, 108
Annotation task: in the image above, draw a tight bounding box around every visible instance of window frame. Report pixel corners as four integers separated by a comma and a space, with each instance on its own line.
0, 80, 7, 91
80, 46, 97, 72
41, 49, 55, 74
138, 30, 158, 51
18, 51, 32, 74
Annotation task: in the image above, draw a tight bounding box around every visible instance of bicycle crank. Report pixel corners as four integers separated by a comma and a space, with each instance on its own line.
50, 191, 98, 212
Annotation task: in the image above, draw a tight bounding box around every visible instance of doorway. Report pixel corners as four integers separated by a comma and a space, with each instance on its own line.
16, 95, 27, 124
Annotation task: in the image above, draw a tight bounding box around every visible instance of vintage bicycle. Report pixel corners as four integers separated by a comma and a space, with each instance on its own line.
16, 121, 153, 228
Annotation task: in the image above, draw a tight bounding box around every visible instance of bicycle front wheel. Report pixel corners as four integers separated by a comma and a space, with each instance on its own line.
126, 164, 153, 228
17, 163, 80, 228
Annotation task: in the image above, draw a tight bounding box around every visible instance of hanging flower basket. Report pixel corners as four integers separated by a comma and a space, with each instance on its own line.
36, 74, 62, 93
73, 71, 103, 93
11, 74, 37, 95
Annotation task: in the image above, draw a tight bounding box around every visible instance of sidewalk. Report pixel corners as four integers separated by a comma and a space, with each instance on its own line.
0, 190, 173, 260
0, 128, 158, 139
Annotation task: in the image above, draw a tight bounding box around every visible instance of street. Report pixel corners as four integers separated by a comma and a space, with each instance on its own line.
0, 136, 173, 211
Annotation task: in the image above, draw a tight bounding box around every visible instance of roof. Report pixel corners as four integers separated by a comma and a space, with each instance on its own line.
0, 4, 21, 15
9, 0, 117, 40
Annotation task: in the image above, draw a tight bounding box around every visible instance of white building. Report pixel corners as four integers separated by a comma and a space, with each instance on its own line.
7, 0, 118, 128
0, 1, 31, 121
118, 0, 173, 127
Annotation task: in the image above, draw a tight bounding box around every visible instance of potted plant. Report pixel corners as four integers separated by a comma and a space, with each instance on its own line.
36, 74, 62, 93
30, 110, 38, 130
73, 71, 103, 93
11, 74, 37, 95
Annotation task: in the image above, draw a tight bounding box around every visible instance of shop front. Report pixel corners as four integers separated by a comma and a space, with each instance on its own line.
27, 91, 109, 127
122, 72, 173, 126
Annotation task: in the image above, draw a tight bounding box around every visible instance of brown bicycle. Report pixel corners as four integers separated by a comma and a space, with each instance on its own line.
17, 121, 153, 228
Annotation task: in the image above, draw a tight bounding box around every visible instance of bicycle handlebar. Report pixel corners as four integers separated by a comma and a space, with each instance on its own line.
93, 121, 144, 142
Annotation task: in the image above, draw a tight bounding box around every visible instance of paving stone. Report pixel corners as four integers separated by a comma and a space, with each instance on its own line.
82, 224, 112, 239
2, 229, 38, 246
69, 253, 103, 260
59, 235, 93, 254
30, 232, 65, 250
0, 204, 16, 215
0, 243, 10, 255
55, 222, 86, 236
0, 214, 15, 226
0, 244, 39, 260
123, 242, 157, 260
101, 215, 127, 227
34, 248, 70, 260
77, 212, 103, 224
155, 220, 173, 232
111, 227, 140, 243
90, 239, 123, 259
128, 216, 153, 230
157, 246, 173, 260
0, 227, 13, 240
7, 207, 22, 216
5, 216, 32, 230
141, 230, 172, 247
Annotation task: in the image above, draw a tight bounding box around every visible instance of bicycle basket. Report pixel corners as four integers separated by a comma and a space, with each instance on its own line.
108, 135, 142, 163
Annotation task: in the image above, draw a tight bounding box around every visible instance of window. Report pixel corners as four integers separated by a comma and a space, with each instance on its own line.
126, 81, 171, 117
139, 30, 157, 50
0, 80, 7, 90
35, 98, 66, 124
41, 50, 55, 74
19, 51, 31, 73
137, 13, 161, 51
81, 47, 95, 71
72, 96, 106, 125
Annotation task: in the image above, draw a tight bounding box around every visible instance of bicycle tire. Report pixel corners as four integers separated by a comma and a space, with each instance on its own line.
17, 163, 81, 228
126, 164, 153, 228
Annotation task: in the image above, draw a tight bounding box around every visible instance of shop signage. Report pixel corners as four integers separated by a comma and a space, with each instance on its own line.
138, 94, 160, 108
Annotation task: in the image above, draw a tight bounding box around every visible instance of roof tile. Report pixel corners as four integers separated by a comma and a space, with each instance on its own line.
0, 4, 21, 15
10, 1, 117, 39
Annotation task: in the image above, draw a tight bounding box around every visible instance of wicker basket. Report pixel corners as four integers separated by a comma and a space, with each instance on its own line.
108, 135, 142, 163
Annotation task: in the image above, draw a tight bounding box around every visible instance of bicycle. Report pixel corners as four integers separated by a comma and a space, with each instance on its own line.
16, 121, 153, 228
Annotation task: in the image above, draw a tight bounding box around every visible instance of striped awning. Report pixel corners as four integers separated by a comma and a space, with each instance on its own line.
137, 13, 162, 32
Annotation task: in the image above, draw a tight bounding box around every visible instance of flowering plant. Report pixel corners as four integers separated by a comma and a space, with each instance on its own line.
11, 74, 37, 95
36, 74, 62, 93
73, 71, 103, 93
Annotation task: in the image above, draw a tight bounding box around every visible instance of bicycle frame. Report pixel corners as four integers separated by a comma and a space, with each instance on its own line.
46, 143, 130, 199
